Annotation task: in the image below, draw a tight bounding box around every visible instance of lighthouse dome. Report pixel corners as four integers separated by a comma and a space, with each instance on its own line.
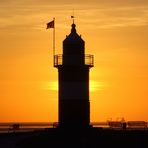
63, 23, 85, 55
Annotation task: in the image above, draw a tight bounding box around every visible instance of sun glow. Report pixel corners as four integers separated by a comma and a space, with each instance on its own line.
42, 81, 58, 91
90, 80, 104, 92
42, 80, 104, 92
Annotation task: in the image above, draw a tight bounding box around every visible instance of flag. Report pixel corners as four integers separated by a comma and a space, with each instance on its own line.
46, 20, 54, 29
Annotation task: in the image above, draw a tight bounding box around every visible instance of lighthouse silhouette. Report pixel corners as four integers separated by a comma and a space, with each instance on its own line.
54, 23, 94, 128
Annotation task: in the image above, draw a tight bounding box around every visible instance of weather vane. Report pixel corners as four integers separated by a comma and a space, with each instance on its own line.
71, 9, 75, 24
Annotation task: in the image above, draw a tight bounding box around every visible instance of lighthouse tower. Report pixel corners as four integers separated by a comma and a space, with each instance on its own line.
54, 23, 94, 128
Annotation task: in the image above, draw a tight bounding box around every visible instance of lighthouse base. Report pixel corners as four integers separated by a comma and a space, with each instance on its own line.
58, 99, 90, 128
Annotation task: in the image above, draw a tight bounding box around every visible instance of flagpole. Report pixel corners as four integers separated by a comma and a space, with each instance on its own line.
53, 18, 55, 56
46, 18, 56, 66
53, 18, 55, 66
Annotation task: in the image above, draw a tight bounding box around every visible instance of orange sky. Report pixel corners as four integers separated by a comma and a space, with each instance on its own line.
0, 0, 148, 122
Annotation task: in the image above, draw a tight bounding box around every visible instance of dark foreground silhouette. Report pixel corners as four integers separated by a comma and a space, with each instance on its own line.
0, 127, 148, 148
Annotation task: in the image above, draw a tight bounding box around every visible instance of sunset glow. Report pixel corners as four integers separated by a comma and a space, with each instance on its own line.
42, 80, 104, 92
0, 0, 148, 123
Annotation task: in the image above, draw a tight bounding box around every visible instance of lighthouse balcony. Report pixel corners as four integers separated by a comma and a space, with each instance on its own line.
54, 54, 94, 67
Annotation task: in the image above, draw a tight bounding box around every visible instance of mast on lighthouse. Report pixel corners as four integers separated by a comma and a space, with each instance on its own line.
54, 22, 94, 128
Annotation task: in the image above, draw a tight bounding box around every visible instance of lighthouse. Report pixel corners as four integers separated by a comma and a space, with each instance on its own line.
54, 23, 94, 128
